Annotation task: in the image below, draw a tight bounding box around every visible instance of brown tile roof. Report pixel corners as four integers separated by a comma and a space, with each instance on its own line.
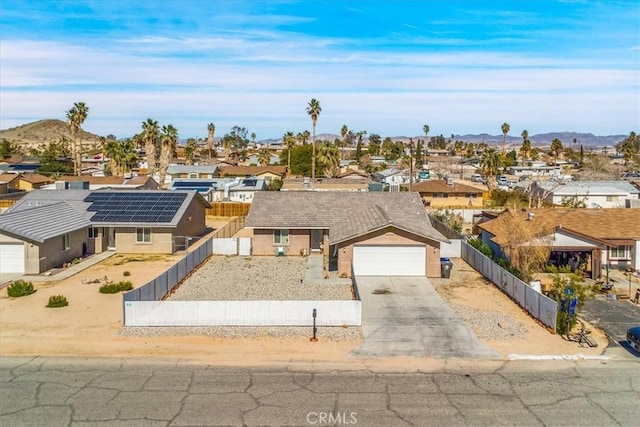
19, 173, 54, 184
246, 192, 448, 244
0, 173, 19, 184
281, 178, 369, 191
478, 208, 640, 244
220, 165, 286, 177
412, 180, 484, 194
336, 169, 370, 179
59, 176, 124, 185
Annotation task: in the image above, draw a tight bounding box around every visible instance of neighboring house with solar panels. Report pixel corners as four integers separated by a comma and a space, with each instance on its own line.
0, 189, 210, 275
168, 178, 267, 202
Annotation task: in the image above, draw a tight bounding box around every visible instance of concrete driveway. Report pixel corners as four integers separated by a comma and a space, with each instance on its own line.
350, 276, 499, 359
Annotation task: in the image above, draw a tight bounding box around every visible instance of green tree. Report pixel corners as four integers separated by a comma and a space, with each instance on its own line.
480, 148, 501, 180
317, 141, 340, 177
104, 139, 138, 176
282, 131, 296, 174
340, 124, 349, 160
280, 144, 313, 176
257, 147, 271, 166
306, 98, 321, 179
158, 124, 178, 187
368, 133, 381, 156
550, 138, 563, 165
0, 139, 20, 159
355, 139, 362, 162
142, 118, 159, 177
547, 273, 598, 335
423, 124, 430, 148
184, 138, 198, 165
414, 139, 423, 168
221, 126, 250, 160
66, 102, 89, 176
381, 137, 402, 161
501, 122, 510, 154
206, 123, 215, 160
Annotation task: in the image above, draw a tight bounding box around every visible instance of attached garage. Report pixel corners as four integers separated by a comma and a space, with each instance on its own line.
0, 243, 25, 274
353, 245, 426, 276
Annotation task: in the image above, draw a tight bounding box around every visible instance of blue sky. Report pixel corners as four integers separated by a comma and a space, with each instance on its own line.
1, 0, 638, 140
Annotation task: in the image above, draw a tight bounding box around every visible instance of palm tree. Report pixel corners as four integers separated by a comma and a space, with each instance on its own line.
520, 130, 531, 160
257, 148, 271, 166
66, 102, 89, 176
423, 124, 430, 148
306, 98, 321, 179
480, 148, 500, 181
282, 131, 296, 174
141, 119, 159, 177
159, 124, 178, 187
184, 138, 198, 165
340, 124, 349, 160
501, 122, 510, 154
207, 123, 215, 161
317, 141, 340, 177
550, 138, 563, 165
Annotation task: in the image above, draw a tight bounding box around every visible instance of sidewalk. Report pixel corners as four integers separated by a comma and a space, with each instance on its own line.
304, 254, 352, 285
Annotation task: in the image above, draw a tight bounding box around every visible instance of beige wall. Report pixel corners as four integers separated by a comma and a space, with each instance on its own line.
114, 227, 173, 254
421, 193, 483, 208
175, 199, 207, 237
335, 228, 442, 278
252, 229, 310, 256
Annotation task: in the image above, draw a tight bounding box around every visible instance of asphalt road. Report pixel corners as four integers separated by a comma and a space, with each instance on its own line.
582, 295, 640, 354
1, 356, 638, 426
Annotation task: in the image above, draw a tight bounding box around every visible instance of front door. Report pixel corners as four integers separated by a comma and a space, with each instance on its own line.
106, 227, 116, 249
310, 229, 323, 252
592, 248, 602, 280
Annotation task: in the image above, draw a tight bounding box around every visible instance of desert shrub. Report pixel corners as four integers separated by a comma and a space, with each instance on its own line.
47, 295, 69, 308
546, 265, 573, 274
467, 236, 493, 258
6, 280, 35, 297
99, 280, 134, 294
495, 258, 523, 280
546, 273, 598, 335
123, 271, 131, 277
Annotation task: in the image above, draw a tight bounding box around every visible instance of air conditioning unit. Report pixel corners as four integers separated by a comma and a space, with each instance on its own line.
275, 247, 286, 257
55, 181, 68, 190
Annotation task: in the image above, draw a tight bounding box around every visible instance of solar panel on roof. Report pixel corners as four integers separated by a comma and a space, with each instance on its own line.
85, 191, 187, 223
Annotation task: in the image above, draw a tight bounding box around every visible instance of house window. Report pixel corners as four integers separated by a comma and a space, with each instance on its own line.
88, 227, 98, 239
466, 193, 477, 198
188, 173, 198, 179
606, 195, 618, 202
610, 245, 629, 259
273, 229, 289, 245
62, 234, 70, 251
136, 228, 151, 243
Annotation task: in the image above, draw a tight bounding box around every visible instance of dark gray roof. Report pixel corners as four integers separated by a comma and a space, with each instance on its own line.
0, 202, 91, 242
246, 192, 448, 244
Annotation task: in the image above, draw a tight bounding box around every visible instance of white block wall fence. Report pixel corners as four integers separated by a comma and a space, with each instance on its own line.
124, 300, 362, 327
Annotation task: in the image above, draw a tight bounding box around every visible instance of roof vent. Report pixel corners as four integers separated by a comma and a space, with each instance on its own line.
446, 177, 454, 186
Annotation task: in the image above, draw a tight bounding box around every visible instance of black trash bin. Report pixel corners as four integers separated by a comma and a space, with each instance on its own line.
440, 257, 453, 279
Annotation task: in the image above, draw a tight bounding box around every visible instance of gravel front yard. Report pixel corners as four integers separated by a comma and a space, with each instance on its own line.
167, 255, 354, 301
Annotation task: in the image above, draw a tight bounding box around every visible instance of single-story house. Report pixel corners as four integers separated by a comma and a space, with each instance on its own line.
413, 180, 486, 208
476, 208, 640, 277
169, 178, 266, 202
0, 189, 210, 275
245, 192, 449, 277
166, 165, 220, 181
243, 154, 281, 166
41, 175, 159, 191
280, 177, 370, 192
17, 174, 54, 191
219, 165, 287, 183
373, 168, 408, 185
0, 174, 20, 194
532, 181, 640, 208
336, 169, 371, 180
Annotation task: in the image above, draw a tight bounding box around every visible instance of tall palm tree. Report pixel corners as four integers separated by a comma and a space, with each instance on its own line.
501, 122, 510, 154
340, 124, 349, 160
282, 131, 296, 174
257, 148, 271, 166
207, 123, 215, 161
306, 98, 321, 179
66, 102, 89, 176
480, 148, 500, 181
184, 138, 198, 165
159, 124, 178, 187
142, 119, 159, 177
423, 124, 430, 148
520, 130, 531, 160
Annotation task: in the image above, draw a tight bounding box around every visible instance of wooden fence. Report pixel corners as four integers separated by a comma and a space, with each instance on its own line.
206, 202, 251, 217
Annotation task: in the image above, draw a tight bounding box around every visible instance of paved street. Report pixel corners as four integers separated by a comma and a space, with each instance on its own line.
352, 276, 498, 358
582, 295, 640, 356
1, 356, 638, 426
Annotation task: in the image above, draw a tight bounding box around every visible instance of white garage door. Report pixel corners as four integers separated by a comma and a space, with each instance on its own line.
0, 243, 25, 274
353, 245, 426, 276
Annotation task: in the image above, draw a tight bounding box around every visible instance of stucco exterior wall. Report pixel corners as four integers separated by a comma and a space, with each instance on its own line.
422, 194, 483, 208
252, 229, 310, 256
175, 199, 207, 237
30, 228, 88, 273
115, 228, 173, 254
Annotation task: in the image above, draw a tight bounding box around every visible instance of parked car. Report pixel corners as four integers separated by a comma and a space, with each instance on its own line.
496, 175, 508, 186
627, 326, 640, 353
470, 173, 485, 183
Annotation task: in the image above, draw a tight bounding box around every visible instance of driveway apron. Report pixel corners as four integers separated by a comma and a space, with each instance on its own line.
351, 276, 499, 358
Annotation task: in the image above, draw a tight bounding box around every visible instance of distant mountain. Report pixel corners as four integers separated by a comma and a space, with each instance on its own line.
0, 119, 104, 148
